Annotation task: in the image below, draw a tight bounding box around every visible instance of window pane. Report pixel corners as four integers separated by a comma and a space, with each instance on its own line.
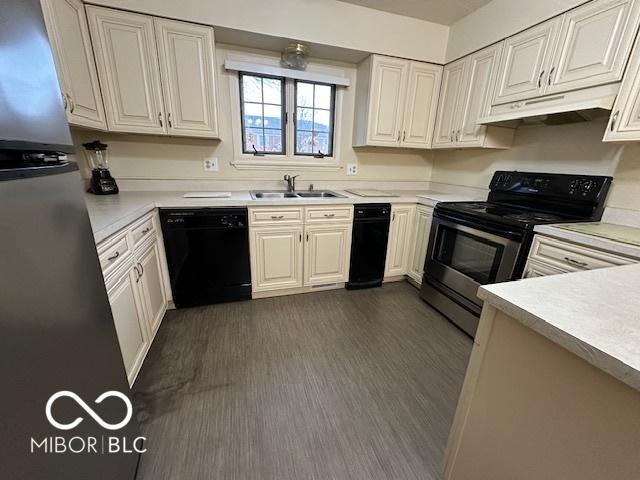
263, 78, 282, 104
242, 75, 262, 103
243, 102, 263, 128
263, 104, 282, 129
264, 129, 283, 153
244, 127, 264, 151
297, 82, 314, 107
313, 109, 331, 132
314, 84, 332, 109
297, 107, 314, 131
313, 132, 330, 154
296, 131, 313, 154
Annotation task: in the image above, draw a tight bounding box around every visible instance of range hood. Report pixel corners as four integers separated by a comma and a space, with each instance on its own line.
478, 83, 618, 128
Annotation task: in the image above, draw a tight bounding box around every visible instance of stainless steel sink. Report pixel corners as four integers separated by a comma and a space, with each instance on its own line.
296, 191, 345, 198
250, 190, 345, 199
250, 191, 299, 199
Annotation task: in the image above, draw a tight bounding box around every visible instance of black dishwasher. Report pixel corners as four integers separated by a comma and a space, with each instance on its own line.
346, 204, 391, 289
160, 208, 251, 307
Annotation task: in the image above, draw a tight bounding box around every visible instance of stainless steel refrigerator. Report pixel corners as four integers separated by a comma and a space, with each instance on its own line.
0, 0, 141, 478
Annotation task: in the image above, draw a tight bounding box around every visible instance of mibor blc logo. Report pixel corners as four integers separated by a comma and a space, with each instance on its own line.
31, 391, 146, 455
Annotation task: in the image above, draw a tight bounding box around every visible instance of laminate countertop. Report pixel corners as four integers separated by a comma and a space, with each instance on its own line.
478, 263, 640, 392
85, 189, 481, 244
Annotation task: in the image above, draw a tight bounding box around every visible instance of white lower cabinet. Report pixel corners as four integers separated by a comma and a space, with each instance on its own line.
304, 223, 352, 286
385, 205, 416, 278
100, 212, 169, 386
407, 205, 433, 284
106, 262, 149, 386
250, 226, 304, 292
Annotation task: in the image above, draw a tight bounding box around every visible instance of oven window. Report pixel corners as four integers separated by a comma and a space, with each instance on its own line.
435, 227, 504, 284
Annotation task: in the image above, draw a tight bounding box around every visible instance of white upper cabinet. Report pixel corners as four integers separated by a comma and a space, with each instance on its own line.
432, 59, 466, 147
353, 55, 442, 148
493, 19, 561, 105
400, 62, 442, 148
40, 0, 107, 130
548, 0, 640, 94
87, 7, 166, 135
433, 43, 514, 149
154, 19, 220, 138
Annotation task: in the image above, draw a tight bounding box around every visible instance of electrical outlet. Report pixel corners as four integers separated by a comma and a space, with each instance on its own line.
346, 163, 358, 176
203, 156, 219, 172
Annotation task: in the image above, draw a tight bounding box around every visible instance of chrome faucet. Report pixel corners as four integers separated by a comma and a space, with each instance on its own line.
283, 174, 299, 192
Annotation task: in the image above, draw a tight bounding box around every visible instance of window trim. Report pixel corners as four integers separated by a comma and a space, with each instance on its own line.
238, 72, 287, 156
293, 80, 336, 157
229, 71, 343, 171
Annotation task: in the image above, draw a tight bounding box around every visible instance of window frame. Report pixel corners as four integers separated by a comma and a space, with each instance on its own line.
238, 72, 287, 156
293, 80, 336, 157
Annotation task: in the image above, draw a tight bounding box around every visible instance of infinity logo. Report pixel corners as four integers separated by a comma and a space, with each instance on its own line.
45, 391, 133, 431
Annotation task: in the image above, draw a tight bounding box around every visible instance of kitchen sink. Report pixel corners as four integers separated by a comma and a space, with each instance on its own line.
250, 190, 345, 199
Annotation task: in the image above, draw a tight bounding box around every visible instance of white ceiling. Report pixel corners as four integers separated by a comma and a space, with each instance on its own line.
337, 0, 493, 25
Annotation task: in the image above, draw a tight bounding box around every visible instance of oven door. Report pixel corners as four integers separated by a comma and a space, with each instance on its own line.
425, 216, 522, 307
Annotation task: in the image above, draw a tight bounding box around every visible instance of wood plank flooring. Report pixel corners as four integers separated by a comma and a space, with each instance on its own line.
132, 282, 472, 480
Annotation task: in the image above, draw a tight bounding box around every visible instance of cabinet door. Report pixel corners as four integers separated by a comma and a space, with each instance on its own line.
154, 19, 220, 138
457, 43, 503, 146
137, 239, 167, 339
400, 62, 442, 148
604, 32, 640, 140
40, 0, 107, 130
250, 226, 304, 292
407, 206, 433, 284
548, 0, 640, 94
385, 205, 416, 278
87, 6, 166, 134
304, 224, 352, 286
432, 59, 466, 147
107, 265, 149, 386
366, 55, 409, 146
493, 19, 561, 105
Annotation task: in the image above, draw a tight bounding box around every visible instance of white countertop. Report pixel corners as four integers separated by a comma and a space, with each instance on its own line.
478, 264, 640, 392
535, 223, 640, 259
85, 189, 482, 243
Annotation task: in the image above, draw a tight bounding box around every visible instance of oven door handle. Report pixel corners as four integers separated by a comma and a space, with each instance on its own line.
432, 216, 522, 249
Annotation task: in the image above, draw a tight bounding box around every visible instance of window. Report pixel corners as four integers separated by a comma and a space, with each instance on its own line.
239, 73, 286, 155
236, 73, 338, 162
294, 81, 335, 157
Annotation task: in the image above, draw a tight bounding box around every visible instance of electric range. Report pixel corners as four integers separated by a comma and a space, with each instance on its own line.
420, 170, 612, 337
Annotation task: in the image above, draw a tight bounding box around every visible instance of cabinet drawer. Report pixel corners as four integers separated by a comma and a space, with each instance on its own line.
522, 258, 570, 278
304, 206, 353, 223
98, 232, 132, 277
529, 235, 634, 272
249, 207, 303, 226
130, 213, 156, 248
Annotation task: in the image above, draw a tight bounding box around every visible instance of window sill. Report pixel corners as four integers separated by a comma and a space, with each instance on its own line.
231, 156, 342, 171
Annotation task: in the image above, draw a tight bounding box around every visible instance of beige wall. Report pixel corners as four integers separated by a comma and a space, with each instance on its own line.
445, 0, 589, 61
90, 0, 449, 64
73, 44, 434, 188
430, 119, 640, 211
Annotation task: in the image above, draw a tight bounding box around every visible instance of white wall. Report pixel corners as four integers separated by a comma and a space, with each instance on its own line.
72, 44, 434, 188
445, 0, 589, 61
430, 119, 640, 212
90, 0, 449, 64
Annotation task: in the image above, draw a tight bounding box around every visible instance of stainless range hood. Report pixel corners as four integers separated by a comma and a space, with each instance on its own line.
478, 83, 619, 128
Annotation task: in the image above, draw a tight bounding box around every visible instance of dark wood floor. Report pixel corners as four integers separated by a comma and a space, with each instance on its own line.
132, 282, 472, 480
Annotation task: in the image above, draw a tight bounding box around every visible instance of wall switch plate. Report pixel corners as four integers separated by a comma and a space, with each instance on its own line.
346, 163, 358, 176
203, 156, 219, 172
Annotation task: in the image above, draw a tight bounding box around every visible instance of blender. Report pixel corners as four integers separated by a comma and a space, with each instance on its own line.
83, 140, 118, 195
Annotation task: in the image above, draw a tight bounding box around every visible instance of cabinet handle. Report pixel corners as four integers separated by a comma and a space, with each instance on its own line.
324, 213, 335, 218
107, 251, 120, 261
611, 110, 620, 132
62, 93, 68, 111
397, 130, 401, 142
141, 227, 151, 235
306, 233, 309, 242
168, 112, 173, 128
455, 130, 460, 142
138, 262, 144, 276
564, 256, 588, 268
402, 130, 406, 142
158, 112, 163, 127
271, 215, 284, 220
547, 67, 555, 86
299, 233, 302, 242
392, 212, 396, 221
68, 94, 75, 114
133, 265, 140, 282
538, 70, 545, 88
